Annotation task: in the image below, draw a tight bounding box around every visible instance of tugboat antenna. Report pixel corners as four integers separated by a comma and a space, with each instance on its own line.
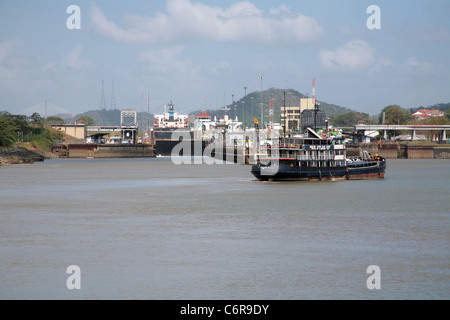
314, 101, 317, 132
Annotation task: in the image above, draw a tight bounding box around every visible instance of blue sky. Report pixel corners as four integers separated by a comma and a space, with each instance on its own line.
1, 0, 449, 117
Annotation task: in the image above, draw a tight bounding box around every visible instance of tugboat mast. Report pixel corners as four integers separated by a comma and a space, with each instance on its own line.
314, 100, 320, 132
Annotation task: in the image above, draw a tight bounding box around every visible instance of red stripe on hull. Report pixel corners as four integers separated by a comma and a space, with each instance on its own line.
347, 172, 384, 180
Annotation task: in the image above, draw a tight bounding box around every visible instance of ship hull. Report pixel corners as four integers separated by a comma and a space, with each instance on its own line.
251, 159, 386, 181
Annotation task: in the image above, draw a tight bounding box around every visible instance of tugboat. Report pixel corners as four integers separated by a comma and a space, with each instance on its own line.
250, 100, 386, 181
251, 128, 386, 181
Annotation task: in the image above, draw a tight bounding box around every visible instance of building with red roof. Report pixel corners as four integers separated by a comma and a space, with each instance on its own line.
196, 111, 211, 120
412, 109, 445, 120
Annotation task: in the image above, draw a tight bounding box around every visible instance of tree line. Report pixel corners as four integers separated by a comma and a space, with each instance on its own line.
0, 111, 64, 149
329, 104, 450, 127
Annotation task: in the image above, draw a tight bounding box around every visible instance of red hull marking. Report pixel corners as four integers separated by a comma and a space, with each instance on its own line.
348, 172, 384, 180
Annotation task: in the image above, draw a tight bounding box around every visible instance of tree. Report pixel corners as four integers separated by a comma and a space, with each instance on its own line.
10, 114, 29, 133
46, 116, 65, 125
379, 105, 408, 125
330, 111, 371, 127
0, 112, 20, 147
76, 115, 95, 126
30, 112, 43, 126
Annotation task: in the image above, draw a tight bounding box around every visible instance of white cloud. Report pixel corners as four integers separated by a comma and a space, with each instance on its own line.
0, 39, 24, 79
138, 46, 200, 77
404, 57, 433, 73
0, 40, 21, 61
400, 23, 450, 45
368, 57, 392, 74
319, 40, 376, 71
211, 61, 232, 73
62, 44, 90, 69
269, 5, 291, 16
42, 62, 57, 74
90, 0, 323, 44
90, 6, 153, 43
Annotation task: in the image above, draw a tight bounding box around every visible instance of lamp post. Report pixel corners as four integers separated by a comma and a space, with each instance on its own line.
232, 94, 235, 118
250, 97, 254, 123
260, 76, 264, 125
243, 86, 247, 128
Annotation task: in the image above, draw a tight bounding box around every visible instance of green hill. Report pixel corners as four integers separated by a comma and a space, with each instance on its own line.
72, 109, 153, 128
64, 89, 450, 128
190, 87, 352, 126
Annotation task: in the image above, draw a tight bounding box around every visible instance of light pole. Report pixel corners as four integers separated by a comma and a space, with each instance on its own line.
260, 76, 264, 125
250, 97, 254, 123
243, 86, 247, 128
232, 94, 235, 118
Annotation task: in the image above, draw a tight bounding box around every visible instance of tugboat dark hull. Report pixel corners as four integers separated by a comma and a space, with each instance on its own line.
251, 158, 386, 181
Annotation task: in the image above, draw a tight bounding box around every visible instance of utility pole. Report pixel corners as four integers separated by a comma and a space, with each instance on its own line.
243, 86, 247, 128
251, 97, 254, 124
43, 99, 47, 126
147, 91, 150, 131
260, 76, 264, 125
232, 94, 235, 118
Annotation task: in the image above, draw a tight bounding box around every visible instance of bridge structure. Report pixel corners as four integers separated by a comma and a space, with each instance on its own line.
120, 109, 139, 143
85, 109, 140, 143
86, 126, 121, 132
353, 124, 450, 141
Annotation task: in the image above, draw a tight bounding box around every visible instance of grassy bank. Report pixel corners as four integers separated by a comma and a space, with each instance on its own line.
1, 111, 64, 151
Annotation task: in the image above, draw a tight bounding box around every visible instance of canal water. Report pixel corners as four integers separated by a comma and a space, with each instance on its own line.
0, 157, 449, 299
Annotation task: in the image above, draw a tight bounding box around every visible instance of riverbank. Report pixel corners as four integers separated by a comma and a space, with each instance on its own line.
0, 147, 56, 166
2, 142, 449, 166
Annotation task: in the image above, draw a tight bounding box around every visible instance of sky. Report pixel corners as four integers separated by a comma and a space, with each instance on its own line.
1, 0, 449, 117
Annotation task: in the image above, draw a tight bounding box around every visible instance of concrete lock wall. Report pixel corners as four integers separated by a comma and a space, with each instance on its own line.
346, 143, 399, 159
67, 144, 154, 158
406, 146, 434, 159
377, 144, 400, 159
95, 145, 154, 158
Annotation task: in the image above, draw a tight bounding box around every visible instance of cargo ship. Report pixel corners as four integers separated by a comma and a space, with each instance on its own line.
154, 101, 188, 130
152, 101, 207, 156
251, 127, 386, 181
